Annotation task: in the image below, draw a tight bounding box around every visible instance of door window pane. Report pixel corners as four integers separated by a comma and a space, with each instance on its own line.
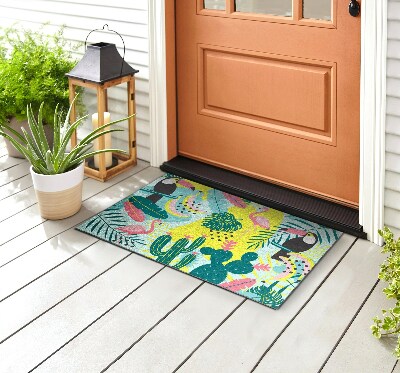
204, 0, 226, 11
303, 0, 331, 21
235, 0, 292, 17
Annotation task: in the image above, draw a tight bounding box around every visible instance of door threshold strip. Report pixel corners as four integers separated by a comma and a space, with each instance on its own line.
160, 156, 366, 239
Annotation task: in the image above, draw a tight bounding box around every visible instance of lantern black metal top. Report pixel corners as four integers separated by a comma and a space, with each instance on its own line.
66, 42, 139, 84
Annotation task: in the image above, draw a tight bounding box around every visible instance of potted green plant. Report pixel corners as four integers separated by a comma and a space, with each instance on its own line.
0, 24, 82, 157
371, 227, 400, 357
0, 98, 129, 220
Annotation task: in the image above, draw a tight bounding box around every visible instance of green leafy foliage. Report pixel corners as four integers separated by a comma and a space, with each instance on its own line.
83, 207, 144, 248
202, 212, 242, 232
247, 228, 278, 250
0, 24, 83, 126
247, 281, 288, 309
129, 196, 168, 219
371, 227, 400, 358
0, 97, 130, 174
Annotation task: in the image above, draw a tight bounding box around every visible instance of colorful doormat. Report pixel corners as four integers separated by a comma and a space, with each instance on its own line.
76, 174, 342, 309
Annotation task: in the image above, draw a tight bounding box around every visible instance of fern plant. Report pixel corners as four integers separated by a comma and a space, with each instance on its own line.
371, 227, 400, 358
0, 98, 129, 175
0, 24, 82, 126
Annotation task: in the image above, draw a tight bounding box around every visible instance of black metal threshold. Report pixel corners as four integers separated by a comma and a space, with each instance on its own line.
161, 156, 366, 239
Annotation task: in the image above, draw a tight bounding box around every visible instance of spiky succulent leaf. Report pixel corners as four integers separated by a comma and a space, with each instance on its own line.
0, 94, 133, 175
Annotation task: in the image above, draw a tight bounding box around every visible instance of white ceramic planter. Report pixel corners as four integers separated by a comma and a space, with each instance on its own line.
30, 162, 84, 220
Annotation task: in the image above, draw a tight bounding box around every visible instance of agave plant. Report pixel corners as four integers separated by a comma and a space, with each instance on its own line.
0, 98, 129, 175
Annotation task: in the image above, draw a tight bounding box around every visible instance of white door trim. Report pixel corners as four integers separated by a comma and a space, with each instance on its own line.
148, 0, 168, 167
359, 0, 387, 244
149, 0, 388, 243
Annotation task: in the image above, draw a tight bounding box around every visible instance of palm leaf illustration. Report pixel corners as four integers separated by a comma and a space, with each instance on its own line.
247, 228, 277, 250
80, 208, 144, 248
129, 196, 168, 219
248, 281, 288, 309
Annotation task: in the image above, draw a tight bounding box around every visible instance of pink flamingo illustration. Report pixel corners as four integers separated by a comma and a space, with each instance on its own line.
249, 208, 270, 229
280, 227, 308, 236
116, 219, 162, 235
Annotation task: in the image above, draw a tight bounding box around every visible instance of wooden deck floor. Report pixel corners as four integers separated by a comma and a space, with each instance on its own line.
0, 144, 397, 372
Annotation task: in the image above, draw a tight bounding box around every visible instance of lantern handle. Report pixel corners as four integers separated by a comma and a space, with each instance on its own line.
84, 24, 126, 77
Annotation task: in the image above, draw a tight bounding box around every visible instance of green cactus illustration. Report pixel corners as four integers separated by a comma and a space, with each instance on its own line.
190, 248, 258, 284
174, 253, 197, 269
150, 235, 206, 269
225, 252, 258, 274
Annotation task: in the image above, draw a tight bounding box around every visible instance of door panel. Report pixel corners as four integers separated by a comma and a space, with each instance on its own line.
199, 45, 335, 144
176, 0, 360, 206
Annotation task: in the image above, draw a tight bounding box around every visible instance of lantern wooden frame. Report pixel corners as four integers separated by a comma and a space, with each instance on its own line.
68, 74, 137, 182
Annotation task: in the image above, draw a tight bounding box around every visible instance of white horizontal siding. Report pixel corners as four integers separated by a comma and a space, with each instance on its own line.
0, 0, 150, 161
385, 0, 400, 233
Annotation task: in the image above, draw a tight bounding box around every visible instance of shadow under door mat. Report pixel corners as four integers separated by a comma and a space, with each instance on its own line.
160, 156, 365, 239
76, 173, 343, 309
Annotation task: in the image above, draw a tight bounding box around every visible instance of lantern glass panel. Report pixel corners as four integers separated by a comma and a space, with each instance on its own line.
71, 84, 130, 170
73, 89, 92, 153
105, 84, 130, 157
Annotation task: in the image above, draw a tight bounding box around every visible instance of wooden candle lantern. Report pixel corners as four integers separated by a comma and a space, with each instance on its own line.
66, 25, 139, 182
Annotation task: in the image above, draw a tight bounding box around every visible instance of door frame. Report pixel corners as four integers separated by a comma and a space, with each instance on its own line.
148, 0, 387, 244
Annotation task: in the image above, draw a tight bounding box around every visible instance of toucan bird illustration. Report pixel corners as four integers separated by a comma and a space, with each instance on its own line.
146, 177, 177, 203
271, 229, 318, 261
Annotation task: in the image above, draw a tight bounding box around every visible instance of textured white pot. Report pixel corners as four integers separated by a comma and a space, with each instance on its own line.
30, 162, 84, 220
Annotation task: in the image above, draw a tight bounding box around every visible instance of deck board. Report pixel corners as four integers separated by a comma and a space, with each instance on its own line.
0, 203, 46, 246
0, 161, 149, 247
0, 162, 31, 187
0, 155, 26, 172
0, 174, 33, 200
0, 254, 163, 372
36, 268, 202, 373
253, 239, 383, 373
0, 230, 97, 301
177, 234, 356, 373
0, 184, 39, 222
0, 164, 158, 266
0, 241, 129, 342
0, 161, 387, 372
321, 281, 398, 373
107, 284, 244, 373
0, 147, 9, 157
0, 167, 162, 299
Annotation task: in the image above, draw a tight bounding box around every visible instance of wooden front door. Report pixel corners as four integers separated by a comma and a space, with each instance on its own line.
176, 0, 361, 207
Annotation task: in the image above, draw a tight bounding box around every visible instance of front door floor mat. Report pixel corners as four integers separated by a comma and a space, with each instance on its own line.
77, 173, 343, 309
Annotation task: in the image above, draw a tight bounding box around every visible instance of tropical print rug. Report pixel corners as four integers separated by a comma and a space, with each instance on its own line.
76, 174, 342, 309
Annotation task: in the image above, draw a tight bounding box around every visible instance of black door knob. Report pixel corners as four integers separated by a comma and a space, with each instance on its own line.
349, 0, 360, 17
